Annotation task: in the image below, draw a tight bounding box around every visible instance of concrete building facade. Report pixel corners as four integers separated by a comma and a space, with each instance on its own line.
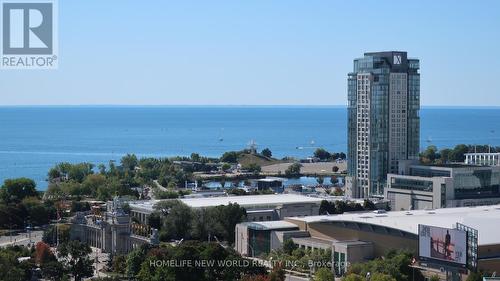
70, 197, 159, 255
385, 164, 500, 211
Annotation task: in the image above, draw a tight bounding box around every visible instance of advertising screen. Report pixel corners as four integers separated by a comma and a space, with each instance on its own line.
418, 225, 467, 266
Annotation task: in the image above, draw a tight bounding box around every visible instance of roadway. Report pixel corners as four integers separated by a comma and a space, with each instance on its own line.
0, 230, 44, 247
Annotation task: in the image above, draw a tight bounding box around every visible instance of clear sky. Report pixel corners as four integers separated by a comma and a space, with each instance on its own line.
1, 0, 499, 106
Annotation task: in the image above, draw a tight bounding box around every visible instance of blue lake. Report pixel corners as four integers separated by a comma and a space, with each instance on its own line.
0, 106, 499, 190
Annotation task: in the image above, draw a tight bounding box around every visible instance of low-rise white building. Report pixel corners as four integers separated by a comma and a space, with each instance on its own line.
465, 152, 500, 166
128, 194, 327, 224
385, 164, 500, 211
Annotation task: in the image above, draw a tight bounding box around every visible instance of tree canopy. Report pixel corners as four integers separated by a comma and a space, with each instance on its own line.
153, 200, 247, 243
57, 240, 94, 281
135, 241, 266, 281
285, 163, 302, 177
0, 178, 38, 203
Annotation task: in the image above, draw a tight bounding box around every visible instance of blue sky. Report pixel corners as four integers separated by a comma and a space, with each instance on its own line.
1, 0, 499, 106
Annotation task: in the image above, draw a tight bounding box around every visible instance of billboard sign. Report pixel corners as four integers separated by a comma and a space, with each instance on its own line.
418, 224, 467, 267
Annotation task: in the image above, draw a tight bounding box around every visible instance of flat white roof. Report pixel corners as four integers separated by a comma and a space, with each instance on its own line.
465, 152, 500, 155
180, 194, 322, 208
288, 205, 500, 246
244, 220, 299, 230
129, 194, 324, 212
257, 177, 284, 182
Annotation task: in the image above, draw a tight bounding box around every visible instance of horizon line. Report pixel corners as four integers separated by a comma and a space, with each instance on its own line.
0, 104, 500, 109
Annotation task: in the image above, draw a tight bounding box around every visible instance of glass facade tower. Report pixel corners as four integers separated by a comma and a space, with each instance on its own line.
346, 51, 420, 198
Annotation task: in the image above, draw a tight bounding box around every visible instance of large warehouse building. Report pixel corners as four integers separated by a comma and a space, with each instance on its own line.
128, 194, 327, 224
285, 205, 500, 272
235, 205, 500, 275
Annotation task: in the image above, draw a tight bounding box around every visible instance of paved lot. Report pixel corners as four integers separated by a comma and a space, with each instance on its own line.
285, 274, 311, 281
0, 230, 44, 247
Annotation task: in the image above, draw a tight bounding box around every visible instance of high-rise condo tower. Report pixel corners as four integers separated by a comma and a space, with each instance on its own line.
346, 51, 420, 198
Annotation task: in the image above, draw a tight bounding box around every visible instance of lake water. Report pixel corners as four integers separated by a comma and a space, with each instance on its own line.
1, 106, 499, 190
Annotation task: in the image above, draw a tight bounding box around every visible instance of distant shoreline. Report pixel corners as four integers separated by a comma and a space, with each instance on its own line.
0, 105, 500, 109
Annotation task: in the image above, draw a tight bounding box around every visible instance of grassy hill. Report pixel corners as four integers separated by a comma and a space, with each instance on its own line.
237, 153, 286, 167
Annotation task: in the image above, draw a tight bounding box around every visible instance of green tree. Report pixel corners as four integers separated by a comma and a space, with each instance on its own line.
57, 240, 94, 281
347, 249, 424, 281
363, 199, 376, 210
319, 200, 336, 215
209, 203, 247, 243
269, 264, 285, 281
135, 241, 266, 281
67, 163, 94, 183
155, 200, 193, 240
41, 260, 66, 281
372, 273, 397, 281
314, 148, 331, 161
285, 163, 302, 177
0, 178, 38, 203
147, 212, 162, 230
191, 153, 201, 162
344, 274, 364, 281
450, 144, 468, 162
112, 255, 127, 274
261, 148, 272, 158
282, 239, 298, 255
316, 176, 324, 185
81, 174, 107, 197
22, 196, 51, 225
0, 247, 33, 281
438, 148, 452, 164
221, 163, 232, 171
420, 145, 439, 164
126, 245, 150, 277
466, 271, 484, 281
121, 154, 138, 171
314, 268, 335, 281
98, 164, 107, 174
220, 151, 239, 163
429, 275, 440, 281
0, 203, 28, 228
48, 168, 62, 181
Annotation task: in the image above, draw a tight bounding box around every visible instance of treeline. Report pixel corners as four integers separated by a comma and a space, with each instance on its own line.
0, 240, 95, 281
147, 200, 246, 244
268, 239, 333, 274
45, 153, 222, 201
318, 199, 381, 215
345, 249, 424, 281
110, 242, 272, 281
313, 148, 347, 161
220, 148, 275, 163
0, 178, 57, 228
420, 144, 500, 164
